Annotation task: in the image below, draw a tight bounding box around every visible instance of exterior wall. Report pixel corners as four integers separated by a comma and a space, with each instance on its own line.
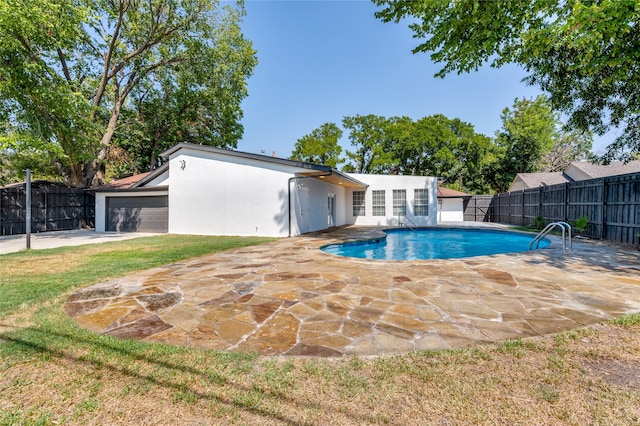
344, 174, 437, 227
508, 178, 528, 192
146, 171, 169, 187
438, 198, 464, 222
95, 148, 438, 236
165, 147, 348, 237
564, 164, 591, 181
95, 189, 168, 232
290, 176, 348, 235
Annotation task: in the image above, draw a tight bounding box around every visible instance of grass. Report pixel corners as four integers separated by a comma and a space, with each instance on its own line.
509, 224, 565, 236
0, 235, 273, 318
1, 236, 640, 424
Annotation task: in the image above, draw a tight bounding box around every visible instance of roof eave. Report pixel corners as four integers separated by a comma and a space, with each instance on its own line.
94, 185, 169, 193
159, 142, 333, 173
130, 163, 169, 189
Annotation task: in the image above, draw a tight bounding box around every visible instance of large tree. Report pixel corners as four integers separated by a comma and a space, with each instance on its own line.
487, 95, 592, 192
386, 114, 494, 193
289, 123, 344, 168
342, 113, 494, 193
0, 0, 256, 187
373, 0, 640, 161
342, 114, 396, 173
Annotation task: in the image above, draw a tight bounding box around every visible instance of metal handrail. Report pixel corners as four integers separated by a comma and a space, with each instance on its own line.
530, 221, 572, 251
400, 215, 417, 231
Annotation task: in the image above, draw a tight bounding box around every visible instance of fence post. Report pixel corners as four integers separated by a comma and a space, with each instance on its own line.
601, 179, 607, 240
539, 186, 543, 218
521, 190, 525, 225
564, 182, 569, 223
25, 169, 31, 249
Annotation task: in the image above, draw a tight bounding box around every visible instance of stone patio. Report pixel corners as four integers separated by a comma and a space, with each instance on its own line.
64, 225, 640, 357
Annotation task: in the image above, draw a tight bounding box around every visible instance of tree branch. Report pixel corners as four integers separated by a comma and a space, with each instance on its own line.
106, 23, 183, 81
91, 0, 128, 119
56, 48, 74, 89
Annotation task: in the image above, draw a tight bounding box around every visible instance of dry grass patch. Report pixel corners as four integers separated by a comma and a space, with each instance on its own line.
2, 309, 639, 425
2, 235, 639, 424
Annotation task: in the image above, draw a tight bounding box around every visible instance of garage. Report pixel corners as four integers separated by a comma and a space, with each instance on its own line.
106, 195, 168, 232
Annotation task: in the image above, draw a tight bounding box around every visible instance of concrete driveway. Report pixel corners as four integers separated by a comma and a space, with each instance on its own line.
0, 229, 160, 255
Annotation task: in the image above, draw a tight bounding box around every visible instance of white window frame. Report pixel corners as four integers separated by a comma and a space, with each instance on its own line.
352, 191, 365, 216
372, 190, 385, 216
393, 189, 406, 216
414, 188, 429, 216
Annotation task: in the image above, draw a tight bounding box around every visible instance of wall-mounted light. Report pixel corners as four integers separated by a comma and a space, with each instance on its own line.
179, 160, 186, 170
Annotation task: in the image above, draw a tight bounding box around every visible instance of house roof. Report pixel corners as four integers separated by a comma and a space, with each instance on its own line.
152, 143, 368, 189
568, 160, 640, 179
100, 172, 151, 190
512, 172, 570, 189
437, 186, 471, 198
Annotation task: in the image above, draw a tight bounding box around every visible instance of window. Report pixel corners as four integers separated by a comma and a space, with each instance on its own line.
352, 191, 365, 216
393, 189, 406, 216
414, 189, 429, 216
372, 190, 385, 216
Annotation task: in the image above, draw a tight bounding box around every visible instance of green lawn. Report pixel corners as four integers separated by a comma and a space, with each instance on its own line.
1, 235, 639, 425
0, 235, 274, 318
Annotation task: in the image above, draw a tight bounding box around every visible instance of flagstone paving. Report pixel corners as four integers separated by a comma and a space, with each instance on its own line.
64, 226, 640, 357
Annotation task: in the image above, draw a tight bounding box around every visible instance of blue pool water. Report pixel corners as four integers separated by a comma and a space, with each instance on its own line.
321, 228, 549, 260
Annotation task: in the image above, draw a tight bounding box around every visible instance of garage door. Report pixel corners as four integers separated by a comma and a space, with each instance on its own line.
106, 196, 168, 232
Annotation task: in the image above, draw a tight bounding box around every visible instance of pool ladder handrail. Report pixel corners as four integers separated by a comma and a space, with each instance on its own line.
530, 221, 572, 251
399, 215, 417, 231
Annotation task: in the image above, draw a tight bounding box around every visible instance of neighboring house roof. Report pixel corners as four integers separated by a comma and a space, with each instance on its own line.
566, 160, 640, 180
509, 172, 570, 191
132, 143, 367, 189
0, 180, 66, 189
100, 172, 151, 190
509, 161, 640, 192
437, 186, 471, 198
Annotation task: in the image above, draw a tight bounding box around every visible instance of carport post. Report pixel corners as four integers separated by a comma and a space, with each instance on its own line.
25, 169, 31, 249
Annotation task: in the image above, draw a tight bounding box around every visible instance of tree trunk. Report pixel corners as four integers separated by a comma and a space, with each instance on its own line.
79, 105, 121, 187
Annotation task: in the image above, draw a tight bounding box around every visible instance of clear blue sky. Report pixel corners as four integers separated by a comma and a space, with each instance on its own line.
237, 0, 607, 159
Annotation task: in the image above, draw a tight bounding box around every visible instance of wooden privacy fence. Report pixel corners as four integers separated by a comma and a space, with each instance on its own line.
464, 172, 640, 246
0, 181, 95, 236
463, 195, 494, 222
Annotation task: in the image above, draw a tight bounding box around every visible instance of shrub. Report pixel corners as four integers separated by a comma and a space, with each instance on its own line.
533, 216, 545, 230
573, 215, 589, 234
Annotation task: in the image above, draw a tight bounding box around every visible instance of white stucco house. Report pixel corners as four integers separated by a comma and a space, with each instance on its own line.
95, 143, 438, 237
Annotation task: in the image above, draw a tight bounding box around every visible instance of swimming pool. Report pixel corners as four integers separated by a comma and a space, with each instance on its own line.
321, 228, 549, 260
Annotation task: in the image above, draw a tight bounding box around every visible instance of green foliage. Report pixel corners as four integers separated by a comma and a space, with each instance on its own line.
0, 133, 65, 185
533, 215, 545, 231
341, 114, 494, 194
392, 114, 496, 193
372, 0, 639, 161
488, 96, 560, 193
342, 114, 396, 174
0, 0, 257, 186
573, 215, 589, 234
290, 122, 344, 167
